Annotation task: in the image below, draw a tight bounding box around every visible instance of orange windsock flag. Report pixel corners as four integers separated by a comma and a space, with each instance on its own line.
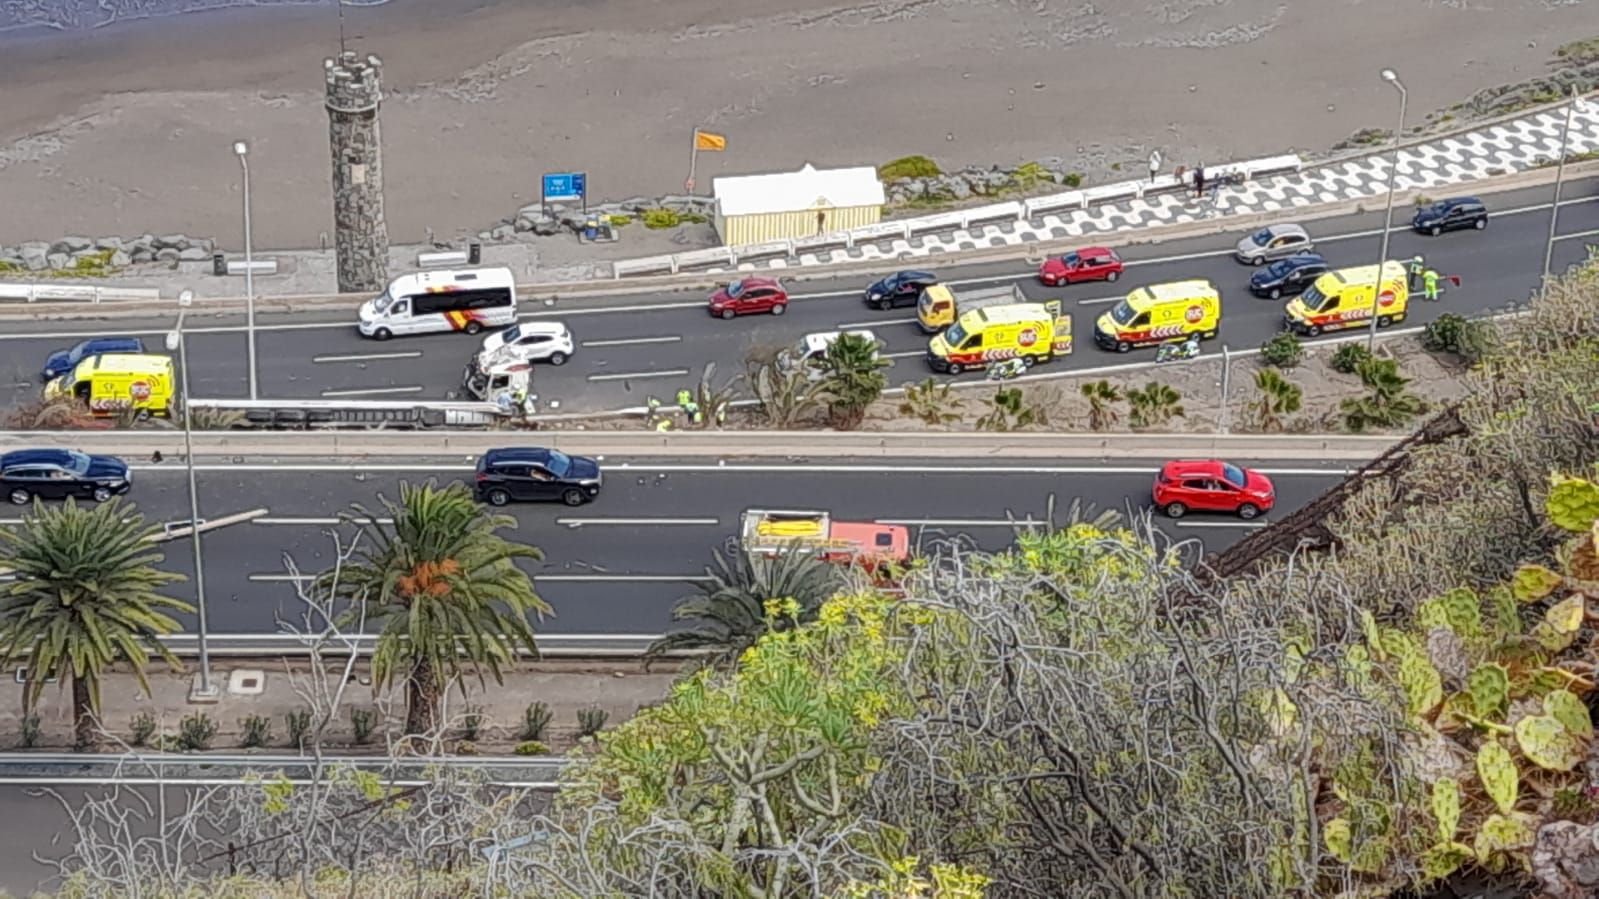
694, 130, 727, 151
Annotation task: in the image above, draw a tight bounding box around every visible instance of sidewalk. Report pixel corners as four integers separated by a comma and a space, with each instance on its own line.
5, 657, 683, 753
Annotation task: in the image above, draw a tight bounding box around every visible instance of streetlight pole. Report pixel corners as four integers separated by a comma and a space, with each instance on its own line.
1365, 68, 1407, 353
1542, 86, 1580, 287
233, 140, 258, 401
168, 290, 217, 700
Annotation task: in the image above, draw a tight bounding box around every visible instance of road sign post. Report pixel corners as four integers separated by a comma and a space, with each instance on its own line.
541, 172, 587, 217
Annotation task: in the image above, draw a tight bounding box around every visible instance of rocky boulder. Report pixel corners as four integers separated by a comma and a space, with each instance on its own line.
49, 235, 93, 255
154, 234, 191, 251
1534, 821, 1599, 899
45, 252, 70, 269
18, 243, 49, 271
177, 247, 210, 262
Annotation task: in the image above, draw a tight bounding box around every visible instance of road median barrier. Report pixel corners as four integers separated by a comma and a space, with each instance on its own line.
0, 429, 1403, 462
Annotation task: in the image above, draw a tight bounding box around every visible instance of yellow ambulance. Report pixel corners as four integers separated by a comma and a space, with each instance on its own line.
1283, 261, 1409, 336
926, 301, 1072, 374
45, 353, 175, 418
1093, 280, 1222, 353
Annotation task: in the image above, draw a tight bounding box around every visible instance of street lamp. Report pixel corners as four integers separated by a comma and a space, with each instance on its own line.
233, 140, 258, 401
1365, 68, 1407, 352
166, 289, 217, 701
1542, 87, 1583, 286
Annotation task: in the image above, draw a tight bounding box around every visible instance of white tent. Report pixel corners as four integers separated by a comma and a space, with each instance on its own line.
712, 163, 885, 246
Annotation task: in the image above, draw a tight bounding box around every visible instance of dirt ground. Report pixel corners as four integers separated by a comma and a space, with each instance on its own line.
0, 0, 1592, 249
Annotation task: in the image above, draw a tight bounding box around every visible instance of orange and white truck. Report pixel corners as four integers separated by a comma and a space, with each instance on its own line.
738, 509, 910, 567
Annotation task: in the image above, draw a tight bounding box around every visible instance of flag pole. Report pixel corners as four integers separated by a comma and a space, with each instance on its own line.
687, 128, 701, 194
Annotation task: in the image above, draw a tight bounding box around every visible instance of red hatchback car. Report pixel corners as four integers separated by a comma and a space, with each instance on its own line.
1038, 247, 1123, 286
1152, 459, 1275, 520
709, 277, 789, 319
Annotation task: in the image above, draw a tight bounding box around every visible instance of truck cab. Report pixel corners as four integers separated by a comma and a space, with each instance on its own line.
462, 357, 534, 410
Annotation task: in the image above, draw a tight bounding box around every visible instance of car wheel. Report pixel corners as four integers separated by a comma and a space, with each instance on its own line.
1116, 342, 1131, 354
485, 488, 510, 507
8, 488, 29, 505
1474, 218, 1487, 230
1430, 225, 1442, 237
561, 488, 586, 507
947, 362, 964, 375
548, 352, 568, 366
876, 298, 893, 310
1268, 287, 1282, 300
771, 303, 786, 316
1251, 255, 1265, 266
1237, 503, 1260, 520
91, 486, 113, 502
1377, 315, 1394, 328
1022, 355, 1037, 368
465, 321, 483, 335
1164, 501, 1187, 519
1306, 325, 1323, 337
1106, 270, 1119, 282
373, 327, 392, 341
720, 308, 736, 320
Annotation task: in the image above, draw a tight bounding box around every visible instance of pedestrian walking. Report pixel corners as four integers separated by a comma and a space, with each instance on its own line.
1423, 268, 1440, 301
1194, 163, 1206, 199
1408, 255, 1426, 291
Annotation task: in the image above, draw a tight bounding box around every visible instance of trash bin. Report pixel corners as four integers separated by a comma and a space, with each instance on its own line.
584, 218, 598, 241
468, 241, 482, 265
212, 252, 227, 277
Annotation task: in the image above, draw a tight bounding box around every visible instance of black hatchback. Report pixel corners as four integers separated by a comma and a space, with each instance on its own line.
1249, 253, 1330, 299
863, 270, 938, 310
1412, 197, 1488, 236
473, 447, 602, 507
1, 448, 131, 505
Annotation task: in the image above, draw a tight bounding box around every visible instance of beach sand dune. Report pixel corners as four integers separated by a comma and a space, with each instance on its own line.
0, 0, 1589, 248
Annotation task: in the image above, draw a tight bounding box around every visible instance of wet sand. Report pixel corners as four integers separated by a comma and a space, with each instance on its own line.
0, 0, 1592, 249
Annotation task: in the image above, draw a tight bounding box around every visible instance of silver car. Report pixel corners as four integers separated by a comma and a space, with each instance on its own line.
1234, 223, 1313, 265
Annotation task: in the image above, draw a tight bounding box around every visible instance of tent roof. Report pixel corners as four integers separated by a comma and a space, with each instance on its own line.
713, 163, 885, 217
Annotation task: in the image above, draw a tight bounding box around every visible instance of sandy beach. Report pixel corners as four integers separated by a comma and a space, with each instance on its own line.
0, 0, 1592, 250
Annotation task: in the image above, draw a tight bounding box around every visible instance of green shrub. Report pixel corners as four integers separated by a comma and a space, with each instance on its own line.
520, 701, 552, 741
0, 260, 19, 274
878, 155, 942, 181
461, 705, 485, 741
514, 740, 551, 756
576, 705, 609, 738
239, 714, 272, 749
178, 713, 217, 751
285, 708, 312, 748
681, 212, 709, 224
456, 739, 478, 756
1421, 313, 1496, 363
1329, 343, 1373, 374
130, 712, 157, 747
1063, 172, 1083, 188
1259, 332, 1304, 369
642, 208, 682, 229
604, 214, 632, 228
349, 708, 377, 745
1010, 161, 1049, 188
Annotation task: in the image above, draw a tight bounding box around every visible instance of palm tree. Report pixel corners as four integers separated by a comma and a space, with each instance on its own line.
1341, 357, 1426, 433
0, 499, 190, 750
820, 333, 891, 429
1126, 382, 1185, 429
647, 545, 840, 662
1080, 380, 1123, 431
750, 359, 824, 428
692, 361, 741, 429
1248, 369, 1303, 433
324, 480, 549, 737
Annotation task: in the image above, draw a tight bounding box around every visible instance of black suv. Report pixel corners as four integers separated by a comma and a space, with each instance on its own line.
1412, 197, 1488, 236
2, 448, 131, 505
1249, 253, 1330, 299
474, 447, 602, 507
863, 270, 938, 310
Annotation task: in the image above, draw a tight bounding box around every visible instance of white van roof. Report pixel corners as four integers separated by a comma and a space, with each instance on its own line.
799, 329, 877, 355
385, 266, 516, 297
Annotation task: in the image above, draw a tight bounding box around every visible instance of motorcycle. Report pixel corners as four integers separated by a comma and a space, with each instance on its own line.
986, 358, 1027, 381
1155, 340, 1201, 364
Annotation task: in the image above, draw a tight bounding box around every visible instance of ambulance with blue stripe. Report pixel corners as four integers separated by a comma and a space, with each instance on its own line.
358, 267, 518, 340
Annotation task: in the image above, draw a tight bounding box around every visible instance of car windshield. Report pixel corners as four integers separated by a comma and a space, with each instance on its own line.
1299, 285, 1327, 310
1220, 463, 1247, 489
1063, 252, 1080, 266
726, 280, 746, 298
64, 451, 91, 474
1251, 228, 1272, 246
544, 450, 572, 478
943, 322, 968, 347
68, 340, 92, 360
1263, 259, 1293, 279
372, 289, 395, 312
1109, 300, 1137, 326
500, 324, 521, 344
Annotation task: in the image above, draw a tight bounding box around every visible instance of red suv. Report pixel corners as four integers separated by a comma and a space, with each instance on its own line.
709, 277, 788, 319
1038, 247, 1123, 286
1152, 460, 1275, 519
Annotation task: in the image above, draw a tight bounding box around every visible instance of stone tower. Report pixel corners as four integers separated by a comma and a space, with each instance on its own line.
324, 51, 389, 294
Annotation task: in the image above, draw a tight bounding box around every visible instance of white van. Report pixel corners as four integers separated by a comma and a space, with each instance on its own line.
358, 267, 518, 340
778, 329, 878, 381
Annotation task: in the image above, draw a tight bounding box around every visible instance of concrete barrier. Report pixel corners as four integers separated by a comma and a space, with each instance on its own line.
0, 282, 163, 304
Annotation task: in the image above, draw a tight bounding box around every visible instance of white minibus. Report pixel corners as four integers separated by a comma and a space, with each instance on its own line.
358, 267, 517, 340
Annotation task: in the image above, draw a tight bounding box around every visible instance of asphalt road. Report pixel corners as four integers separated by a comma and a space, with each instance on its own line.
2, 179, 1596, 414
0, 457, 1347, 635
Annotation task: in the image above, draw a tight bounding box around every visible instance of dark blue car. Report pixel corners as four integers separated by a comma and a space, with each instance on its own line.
863, 270, 938, 310
1412, 197, 1488, 236
1, 448, 131, 505
1249, 253, 1330, 299
41, 336, 145, 381
473, 447, 602, 507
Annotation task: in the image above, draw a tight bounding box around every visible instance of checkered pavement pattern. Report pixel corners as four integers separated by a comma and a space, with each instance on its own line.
702, 99, 1599, 273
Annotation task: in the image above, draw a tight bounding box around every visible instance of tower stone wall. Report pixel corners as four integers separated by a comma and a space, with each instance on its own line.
324, 51, 389, 294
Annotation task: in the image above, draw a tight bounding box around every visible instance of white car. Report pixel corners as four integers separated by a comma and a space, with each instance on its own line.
779, 329, 878, 381
477, 321, 574, 366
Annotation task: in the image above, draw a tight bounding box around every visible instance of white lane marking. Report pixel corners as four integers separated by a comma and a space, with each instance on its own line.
522, 300, 703, 319
580, 335, 683, 348
312, 351, 423, 364
1553, 227, 1599, 242
319, 385, 425, 397
254, 516, 393, 525
556, 517, 719, 528
1173, 519, 1270, 528
1076, 295, 1123, 306
879, 517, 1049, 527
249, 573, 311, 581
882, 350, 925, 359
586, 368, 689, 382
834, 317, 918, 329
129, 463, 1356, 476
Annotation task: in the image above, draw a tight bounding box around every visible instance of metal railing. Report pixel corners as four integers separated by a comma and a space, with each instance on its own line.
0, 282, 162, 303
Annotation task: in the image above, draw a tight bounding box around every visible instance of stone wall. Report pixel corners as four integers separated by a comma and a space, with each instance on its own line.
0, 234, 215, 273
325, 51, 389, 294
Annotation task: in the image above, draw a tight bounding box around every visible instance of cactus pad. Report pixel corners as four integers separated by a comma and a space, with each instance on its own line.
1543, 690, 1593, 739
1546, 475, 1599, 534
1472, 811, 1537, 868
1420, 843, 1474, 882
1514, 714, 1584, 771
1323, 817, 1353, 863
1439, 587, 1484, 643
1476, 741, 1519, 814
1511, 564, 1563, 603
1467, 663, 1510, 720
1399, 651, 1444, 717
1430, 777, 1462, 841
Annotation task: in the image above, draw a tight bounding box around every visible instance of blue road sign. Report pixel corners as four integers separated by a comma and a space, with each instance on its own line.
542, 172, 586, 202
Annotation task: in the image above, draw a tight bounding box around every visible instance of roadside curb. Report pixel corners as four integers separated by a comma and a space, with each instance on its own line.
0, 429, 1402, 462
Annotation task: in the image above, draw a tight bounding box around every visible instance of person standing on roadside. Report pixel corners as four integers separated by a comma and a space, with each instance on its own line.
1194, 163, 1207, 199
1408, 255, 1426, 291
1423, 268, 1441, 302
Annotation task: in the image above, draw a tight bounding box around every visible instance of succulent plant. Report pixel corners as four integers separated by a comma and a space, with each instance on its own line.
1472, 811, 1538, 871
1512, 563, 1564, 603
1475, 742, 1518, 815
1430, 777, 1461, 842
1543, 689, 1593, 738
1515, 714, 1585, 771
1546, 474, 1599, 533
1399, 651, 1444, 717
1466, 663, 1510, 719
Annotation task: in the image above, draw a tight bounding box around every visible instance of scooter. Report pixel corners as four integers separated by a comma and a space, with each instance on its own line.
986, 358, 1027, 381
1155, 340, 1201, 364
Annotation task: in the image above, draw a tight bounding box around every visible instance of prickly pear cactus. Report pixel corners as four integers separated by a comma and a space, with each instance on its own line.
1514, 714, 1584, 772
1438, 587, 1484, 645
1532, 595, 1585, 652
1399, 651, 1444, 717
1466, 663, 1510, 719
1511, 564, 1563, 603
1475, 741, 1518, 814
1473, 811, 1538, 872
1546, 474, 1599, 533
1430, 777, 1461, 842
1542, 690, 1593, 739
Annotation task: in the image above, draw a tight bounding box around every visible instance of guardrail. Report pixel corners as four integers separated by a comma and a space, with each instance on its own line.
0, 751, 575, 787
0, 282, 162, 303
159, 632, 678, 658
188, 397, 506, 430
